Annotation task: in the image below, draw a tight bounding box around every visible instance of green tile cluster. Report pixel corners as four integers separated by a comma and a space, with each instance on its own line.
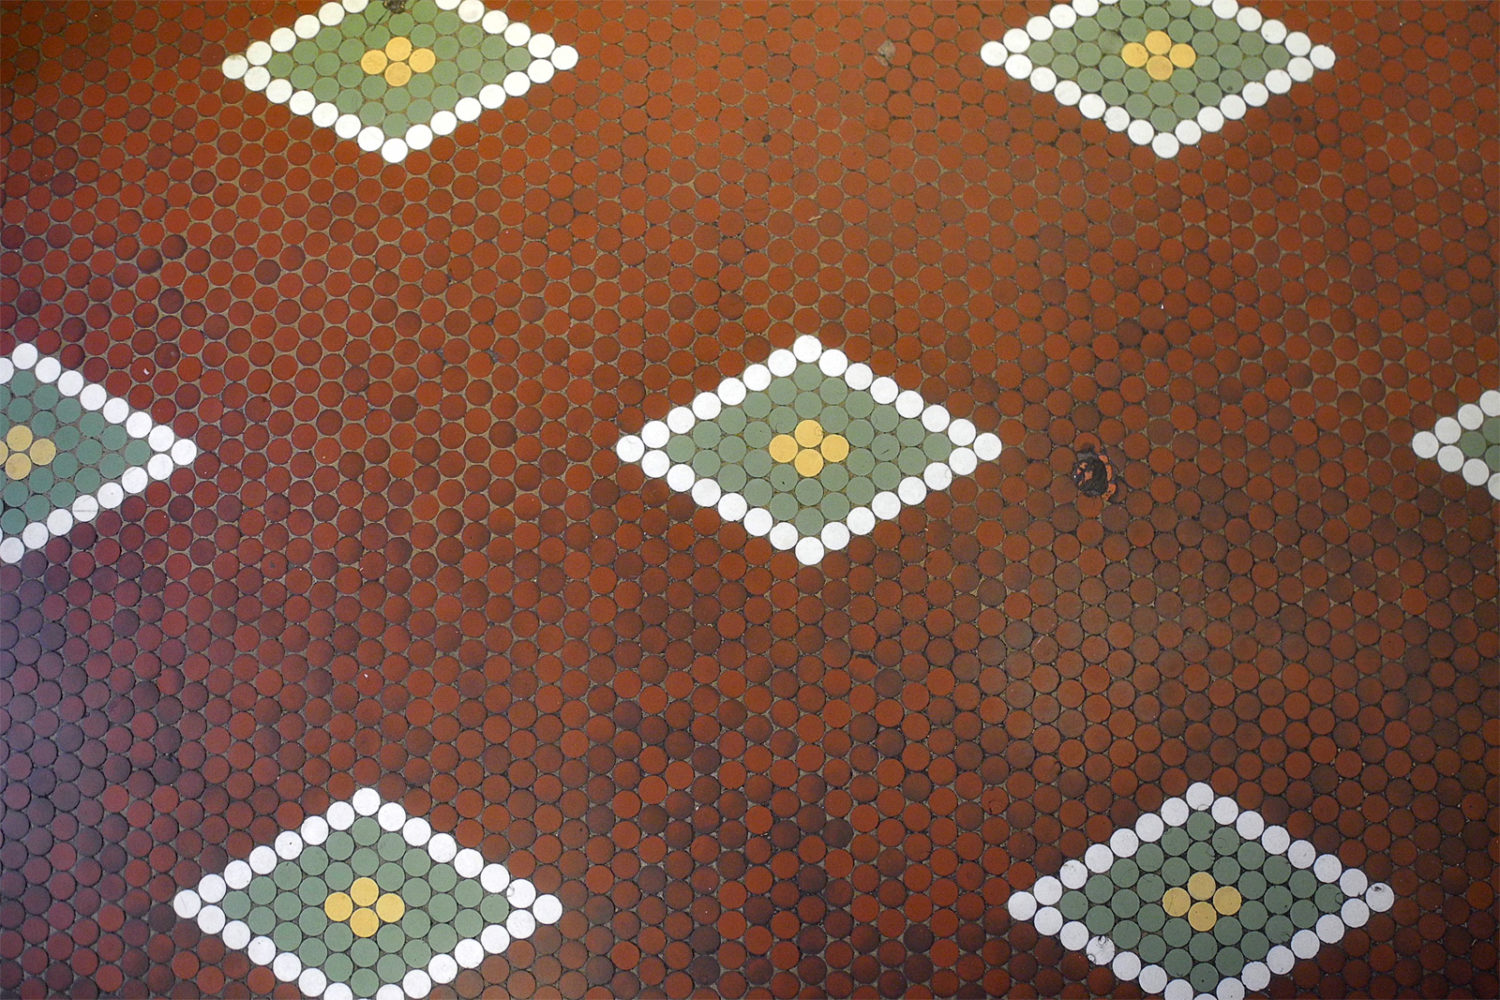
0, 372, 150, 535
1061, 811, 1344, 994
219, 817, 508, 996
263, 0, 536, 140
1455, 417, 1500, 473
1028, 0, 1292, 132
670, 363, 954, 537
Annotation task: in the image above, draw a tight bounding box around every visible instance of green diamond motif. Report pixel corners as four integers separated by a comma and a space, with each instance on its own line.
981, 0, 1335, 158
1008, 783, 1394, 998
0, 344, 198, 565
174, 790, 563, 1000
1410, 390, 1500, 499
615, 337, 1002, 566
220, 0, 578, 163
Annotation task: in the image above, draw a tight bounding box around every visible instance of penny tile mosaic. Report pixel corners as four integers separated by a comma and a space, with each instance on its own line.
615, 335, 1003, 565
981, 0, 1336, 157
0, 1, 1496, 999
1007, 782, 1394, 999
0, 343, 199, 564
173, 789, 560, 1000
221, 0, 578, 163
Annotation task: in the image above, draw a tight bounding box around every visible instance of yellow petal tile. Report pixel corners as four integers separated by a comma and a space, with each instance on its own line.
349, 877, 380, 907
1213, 886, 1242, 916
384, 35, 412, 62
1120, 42, 1149, 68
1146, 55, 1174, 80
820, 434, 849, 463
1169, 43, 1197, 69
360, 49, 388, 75
1187, 900, 1218, 931
323, 892, 354, 922
5, 454, 31, 480
375, 892, 406, 922
794, 449, 825, 477
1187, 871, 1216, 900
794, 419, 824, 447
1145, 30, 1172, 56
349, 907, 380, 938
29, 438, 55, 465
1161, 886, 1191, 917
409, 47, 436, 74
384, 61, 412, 87
768, 434, 799, 464
5, 424, 33, 451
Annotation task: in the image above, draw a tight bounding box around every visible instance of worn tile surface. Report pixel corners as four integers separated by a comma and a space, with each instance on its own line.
0, 1, 1496, 998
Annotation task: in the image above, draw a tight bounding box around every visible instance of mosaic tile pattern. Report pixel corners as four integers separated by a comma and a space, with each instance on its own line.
1008, 783, 1394, 999
981, 0, 1335, 157
0, 2, 1496, 999
0, 343, 198, 563
172, 790, 561, 1000
221, 0, 578, 163
616, 336, 1002, 565
1411, 389, 1500, 499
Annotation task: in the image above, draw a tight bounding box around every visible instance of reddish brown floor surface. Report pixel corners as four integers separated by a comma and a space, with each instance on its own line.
1, 1, 1497, 998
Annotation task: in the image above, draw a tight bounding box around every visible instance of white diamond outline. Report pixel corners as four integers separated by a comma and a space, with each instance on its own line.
614, 334, 1004, 567
1409, 389, 1500, 500
1005, 781, 1395, 1000
979, 0, 1337, 159
218, 0, 580, 164
0, 345, 200, 565
171, 789, 564, 1000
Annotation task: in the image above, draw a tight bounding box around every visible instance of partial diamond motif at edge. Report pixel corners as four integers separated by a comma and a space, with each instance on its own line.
615, 335, 1003, 567
221, 0, 578, 164
0, 344, 199, 565
981, 0, 1335, 158
173, 789, 563, 1000
1007, 782, 1394, 1000
1411, 389, 1500, 499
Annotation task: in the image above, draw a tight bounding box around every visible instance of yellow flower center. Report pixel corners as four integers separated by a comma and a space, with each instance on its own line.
360, 36, 437, 87
1161, 872, 1242, 932
769, 419, 849, 478
324, 878, 406, 938
0, 424, 57, 480
1121, 31, 1196, 80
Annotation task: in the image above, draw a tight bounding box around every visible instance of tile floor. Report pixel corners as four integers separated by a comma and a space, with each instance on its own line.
0, 1, 1496, 998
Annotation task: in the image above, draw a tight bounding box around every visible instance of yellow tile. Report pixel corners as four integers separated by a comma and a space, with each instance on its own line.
349, 877, 380, 907
323, 892, 353, 922
1120, 42, 1149, 68
1187, 871, 1216, 900
794, 449, 824, 477
349, 907, 379, 938
385, 36, 412, 62
820, 434, 849, 463
1169, 42, 1197, 69
1213, 886, 1242, 916
1145, 30, 1172, 55
1187, 900, 1218, 931
375, 892, 406, 922
360, 49, 388, 75
1146, 55, 1174, 80
5, 425, 33, 451
5, 454, 31, 480
1161, 886, 1191, 917
409, 47, 436, 74
385, 61, 412, 87
768, 434, 799, 463
29, 437, 55, 465
794, 419, 824, 447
